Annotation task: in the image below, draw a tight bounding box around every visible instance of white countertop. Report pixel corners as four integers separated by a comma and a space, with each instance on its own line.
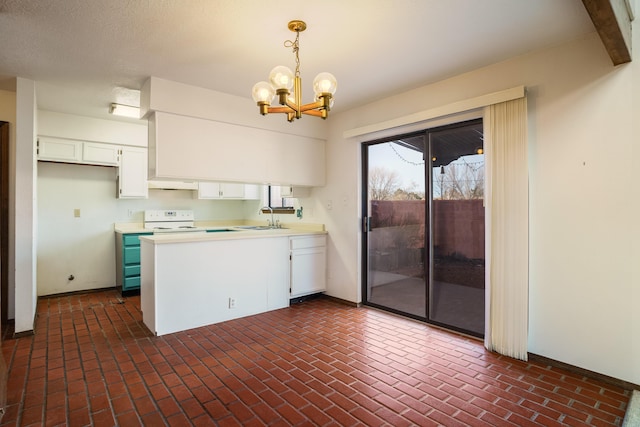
138, 227, 326, 245
114, 221, 326, 244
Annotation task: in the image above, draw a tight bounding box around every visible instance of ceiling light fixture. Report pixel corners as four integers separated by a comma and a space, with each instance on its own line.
109, 103, 140, 118
252, 20, 337, 122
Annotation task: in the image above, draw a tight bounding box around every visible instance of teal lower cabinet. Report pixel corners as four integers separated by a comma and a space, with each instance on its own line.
116, 232, 152, 294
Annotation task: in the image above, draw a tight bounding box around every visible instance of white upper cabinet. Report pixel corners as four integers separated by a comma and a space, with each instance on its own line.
37, 137, 82, 163
38, 136, 149, 199
243, 184, 262, 200
280, 185, 310, 198
118, 146, 148, 199
197, 182, 261, 200
149, 112, 325, 187
38, 137, 119, 167
83, 142, 120, 166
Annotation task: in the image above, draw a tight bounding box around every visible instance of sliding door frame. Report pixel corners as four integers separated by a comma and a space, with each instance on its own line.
361, 119, 485, 338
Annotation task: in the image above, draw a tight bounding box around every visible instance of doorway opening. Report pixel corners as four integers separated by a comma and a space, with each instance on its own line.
362, 119, 485, 337
1, 121, 8, 326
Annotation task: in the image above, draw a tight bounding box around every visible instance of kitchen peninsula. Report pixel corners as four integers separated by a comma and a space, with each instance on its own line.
137, 226, 327, 336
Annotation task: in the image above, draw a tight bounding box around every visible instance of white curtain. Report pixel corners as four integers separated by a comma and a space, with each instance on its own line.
484, 97, 529, 361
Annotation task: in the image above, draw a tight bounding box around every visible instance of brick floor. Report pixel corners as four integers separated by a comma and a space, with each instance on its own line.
1, 290, 631, 426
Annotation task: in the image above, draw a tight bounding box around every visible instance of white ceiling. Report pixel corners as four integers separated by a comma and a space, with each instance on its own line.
0, 0, 596, 122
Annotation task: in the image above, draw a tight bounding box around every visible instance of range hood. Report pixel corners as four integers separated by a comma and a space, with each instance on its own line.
148, 180, 198, 190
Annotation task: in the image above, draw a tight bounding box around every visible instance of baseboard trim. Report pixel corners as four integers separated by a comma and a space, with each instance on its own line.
38, 286, 117, 299
528, 353, 640, 391
12, 329, 34, 339
319, 294, 360, 307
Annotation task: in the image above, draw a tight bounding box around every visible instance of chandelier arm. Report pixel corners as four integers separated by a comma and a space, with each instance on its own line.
301, 109, 326, 118
267, 105, 296, 114
299, 100, 325, 112
284, 99, 299, 111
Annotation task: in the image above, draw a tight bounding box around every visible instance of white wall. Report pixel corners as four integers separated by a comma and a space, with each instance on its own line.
14, 78, 37, 333
321, 31, 640, 384
37, 161, 250, 296
632, 2, 640, 385
39, 110, 147, 147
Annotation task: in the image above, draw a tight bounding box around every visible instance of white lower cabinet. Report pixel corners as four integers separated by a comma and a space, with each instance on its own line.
141, 235, 290, 336
290, 235, 327, 298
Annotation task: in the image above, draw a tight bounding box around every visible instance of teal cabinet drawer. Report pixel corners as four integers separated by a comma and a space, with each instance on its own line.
123, 276, 141, 290
118, 232, 151, 294
123, 246, 141, 265
123, 234, 142, 246
124, 265, 141, 277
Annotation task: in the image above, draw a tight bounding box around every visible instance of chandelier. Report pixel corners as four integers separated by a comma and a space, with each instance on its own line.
252, 20, 337, 122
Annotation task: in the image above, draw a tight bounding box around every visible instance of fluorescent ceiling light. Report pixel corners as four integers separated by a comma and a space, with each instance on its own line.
109, 103, 140, 118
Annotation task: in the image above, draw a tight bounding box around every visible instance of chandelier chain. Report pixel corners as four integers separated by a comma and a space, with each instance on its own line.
284, 31, 301, 77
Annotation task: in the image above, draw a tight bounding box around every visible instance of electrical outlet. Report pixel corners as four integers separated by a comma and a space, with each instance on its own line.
228, 297, 236, 309
74, 208, 81, 218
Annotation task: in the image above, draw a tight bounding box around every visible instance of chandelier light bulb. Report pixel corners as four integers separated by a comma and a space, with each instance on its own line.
269, 66, 295, 90
313, 72, 337, 96
252, 81, 276, 104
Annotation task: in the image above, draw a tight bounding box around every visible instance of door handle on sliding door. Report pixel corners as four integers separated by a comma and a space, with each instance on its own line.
362, 216, 372, 233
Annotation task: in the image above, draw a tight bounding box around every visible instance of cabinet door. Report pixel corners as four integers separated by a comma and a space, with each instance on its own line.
197, 182, 222, 199
220, 183, 245, 198
38, 137, 82, 163
280, 185, 310, 198
83, 142, 119, 166
198, 182, 247, 199
118, 146, 148, 199
290, 246, 327, 297
243, 184, 262, 200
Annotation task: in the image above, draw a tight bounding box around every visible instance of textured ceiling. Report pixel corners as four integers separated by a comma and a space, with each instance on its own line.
0, 0, 595, 122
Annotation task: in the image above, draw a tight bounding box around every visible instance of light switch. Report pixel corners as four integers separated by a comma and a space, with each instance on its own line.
74, 208, 80, 218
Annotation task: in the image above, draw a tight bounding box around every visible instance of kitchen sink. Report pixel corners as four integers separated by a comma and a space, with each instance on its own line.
234, 225, 287, 230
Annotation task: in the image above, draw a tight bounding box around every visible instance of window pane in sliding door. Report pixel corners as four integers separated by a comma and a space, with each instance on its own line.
366, 138, 426, 318
429, 123, 485, 335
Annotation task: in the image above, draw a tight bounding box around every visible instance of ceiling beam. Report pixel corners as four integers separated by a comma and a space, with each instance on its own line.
581, 0, 633, 65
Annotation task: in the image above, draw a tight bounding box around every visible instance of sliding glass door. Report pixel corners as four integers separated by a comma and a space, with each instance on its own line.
364, 135, 427, 317
363, 120, 485, 336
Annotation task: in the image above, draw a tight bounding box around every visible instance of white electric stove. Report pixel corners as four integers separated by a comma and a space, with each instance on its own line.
143, 210, 207, 233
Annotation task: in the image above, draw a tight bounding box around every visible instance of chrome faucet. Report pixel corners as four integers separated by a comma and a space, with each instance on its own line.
261, 206, 274, 227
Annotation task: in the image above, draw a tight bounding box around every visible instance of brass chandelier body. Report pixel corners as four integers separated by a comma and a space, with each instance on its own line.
252, 20, 337, 122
